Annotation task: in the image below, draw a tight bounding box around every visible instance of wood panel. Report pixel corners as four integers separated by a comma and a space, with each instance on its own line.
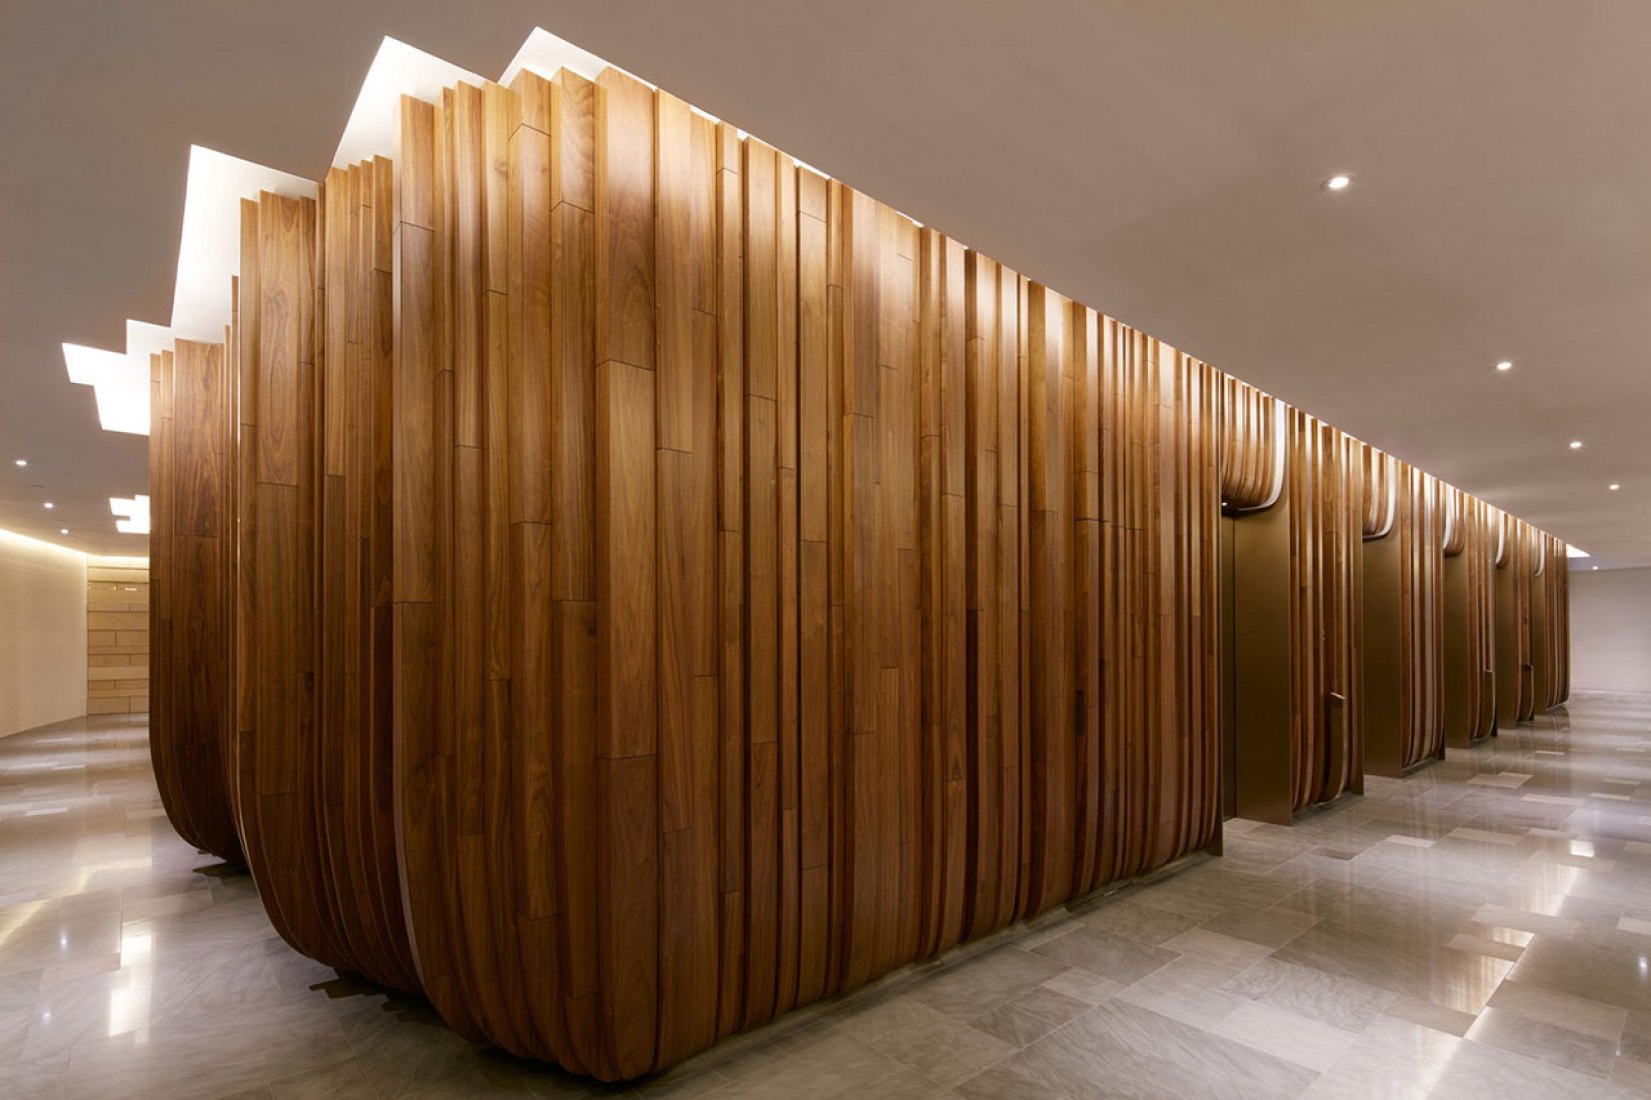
1217, 379, 1362, 819
1533, 532, 1570, 712
1362, 453, 1445, 774
146, 342, 241, 862
1494, 513, 1535, 725
1217, 375, 1281, 510
317, 157, 423, 994
209, 168, 428, 997
1442, 490, 1497, 746
364, 71, 1219, 1073
140, 57, 1573, 1085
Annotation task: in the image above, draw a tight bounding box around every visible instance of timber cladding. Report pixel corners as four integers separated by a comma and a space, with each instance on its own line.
146, 343, 241, 863
1217, 378, 1363, 816
142, 62, 1568, 1080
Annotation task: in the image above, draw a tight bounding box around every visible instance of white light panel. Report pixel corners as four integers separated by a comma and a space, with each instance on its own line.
63, 343, 149, 435
111, 495, 151, 536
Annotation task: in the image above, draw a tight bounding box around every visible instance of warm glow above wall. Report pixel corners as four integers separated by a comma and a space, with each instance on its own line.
0, 524, 86, 561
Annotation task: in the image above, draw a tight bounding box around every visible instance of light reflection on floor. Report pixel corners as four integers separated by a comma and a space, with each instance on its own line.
6, 697, 1651, 1097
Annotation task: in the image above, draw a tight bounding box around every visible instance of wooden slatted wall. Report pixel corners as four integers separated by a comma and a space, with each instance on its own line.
1495, 514, 1536, 723
1216, 378, 1361, 814
146, 342, 241, 862
1400, 463, 1445, 767
1534, 532, 1571, 712
200, 69, 1220, 1077
137, 58, 1571, 1084
1442, 490, 1497, 744
1287, 412, 1363, 807
1217, 376, 1281, 509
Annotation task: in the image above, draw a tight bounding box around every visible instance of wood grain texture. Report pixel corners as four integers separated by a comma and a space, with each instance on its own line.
221, 181, 423, 996
1361, 452, 1445, 774
1532, 531, 1570, 713
146, 341, 241, 862
1218, 379, 1362, 817
1442, 490, 1497, 746
1494, 512, 1536, 725
369, 74, 1221, 1071
161, 59, 1573, 1084
1217, 375, 1282, 510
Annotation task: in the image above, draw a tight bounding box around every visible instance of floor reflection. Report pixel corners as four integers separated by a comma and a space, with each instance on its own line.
6, 696, 1651, 1097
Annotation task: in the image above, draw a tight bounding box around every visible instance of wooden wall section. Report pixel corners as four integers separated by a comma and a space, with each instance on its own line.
1362, 452, 1445, 774
1218, 375, 1282, 510
1442, 491, 1496, 746
1533, 532, 1571, 712
173, 69, 1221, 1079
147, 342, 241, 863
1494, 513, 1535, 723
1284, 412, 1363, 808
136, 55, 1574, 1084
229, 169, 422, 994
1218, 378, 1361, 820
87, 555, 149, 716
370, 71, 1224, 1074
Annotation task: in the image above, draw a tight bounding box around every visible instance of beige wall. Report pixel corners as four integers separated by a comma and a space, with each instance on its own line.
0, 528, 88, 737
87, 555, 149, 715
1571, 566, 1651, 694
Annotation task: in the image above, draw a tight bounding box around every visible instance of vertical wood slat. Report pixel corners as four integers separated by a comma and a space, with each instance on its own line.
654, 87, 719, 1067
147, 340, 242, 863
236, 189, 355, 971
593, 66, 658, 1081
1216, 378, 1363, 815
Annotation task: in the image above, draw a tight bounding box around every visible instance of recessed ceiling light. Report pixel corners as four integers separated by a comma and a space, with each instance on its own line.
13, 458, 26, 467
59, 528, 68, 536
1569, 440, 1583, 450
43, 501, 54, 509
1610, 483, 1621, 491
1593, 565, 1600, 570
1495, 361, 1513, 372
1325, 174, 1353, 191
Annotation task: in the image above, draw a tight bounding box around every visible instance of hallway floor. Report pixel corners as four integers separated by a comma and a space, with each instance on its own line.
5, 694, 1651, 1098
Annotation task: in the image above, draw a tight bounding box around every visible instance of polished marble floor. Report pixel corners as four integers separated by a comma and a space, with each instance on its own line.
7, 695, 1651, 1097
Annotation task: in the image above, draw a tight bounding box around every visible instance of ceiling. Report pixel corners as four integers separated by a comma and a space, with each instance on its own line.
3, 0, 1647, 565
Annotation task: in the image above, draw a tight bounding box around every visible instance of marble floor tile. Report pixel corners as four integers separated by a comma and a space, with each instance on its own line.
993, 998, 1320, 1099
1209, 998, 1360, 1072
1158, 927, 1274, 969
1029, 926, 1178, 984
1379, 994, 1478, 1037
966, 986, 1090, 1048
1463, 1005, 1619, 1078
1222, 955, 1397, 1032
1114, 954, 1253, 1029
829, 991, 1015, 1086
1195, 903, 1321, 948
1036, 967, 1125, 1006
906, 944, 1067, 1020
1072, 894, 1203, 945
12, 698, 1651, 1096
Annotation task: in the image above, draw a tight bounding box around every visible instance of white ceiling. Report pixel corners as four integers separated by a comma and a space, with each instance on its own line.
3, 1, 1647, 564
